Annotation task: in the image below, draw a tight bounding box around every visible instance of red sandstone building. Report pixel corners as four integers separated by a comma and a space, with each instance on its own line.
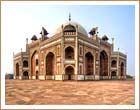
13, 16, 127, 80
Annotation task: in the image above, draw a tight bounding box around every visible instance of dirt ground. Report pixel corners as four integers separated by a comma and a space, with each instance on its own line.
5, 79, 135, 105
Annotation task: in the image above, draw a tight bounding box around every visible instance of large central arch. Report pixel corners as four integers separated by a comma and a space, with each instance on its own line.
65, 66, 74, 80
31, 50, 38, 79
100, 50, 108, 77
46, 52, 55, 77
85, 52, 94, 75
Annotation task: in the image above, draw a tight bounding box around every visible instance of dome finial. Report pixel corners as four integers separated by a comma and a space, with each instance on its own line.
69, 13, 71, 21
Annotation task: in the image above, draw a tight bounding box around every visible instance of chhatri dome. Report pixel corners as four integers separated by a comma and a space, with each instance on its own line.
52, 14, 88, 36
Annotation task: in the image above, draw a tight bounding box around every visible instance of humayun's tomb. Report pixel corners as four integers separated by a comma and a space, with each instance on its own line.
13, 15, 127, 80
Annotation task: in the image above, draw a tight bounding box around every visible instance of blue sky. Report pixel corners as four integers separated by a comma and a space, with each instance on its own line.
1, 2, 135, 76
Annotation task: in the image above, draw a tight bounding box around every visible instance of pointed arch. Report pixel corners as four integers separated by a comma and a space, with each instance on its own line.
31, 50, 38, 79
65, 46, 74, 59
111, 60, 117, 67
16, 63, 19, 78
65, 66, 74, 80
46, 52, 55, 76
120, 62, 124, 76
100, 50, 108, 76
23, 60, 28, 67
85, 52, 94, 75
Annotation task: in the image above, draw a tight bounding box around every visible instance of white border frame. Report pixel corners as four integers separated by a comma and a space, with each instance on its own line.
1, 1, 139, 109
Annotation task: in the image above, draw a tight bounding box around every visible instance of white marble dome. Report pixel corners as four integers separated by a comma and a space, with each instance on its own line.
52, 21, 88, 36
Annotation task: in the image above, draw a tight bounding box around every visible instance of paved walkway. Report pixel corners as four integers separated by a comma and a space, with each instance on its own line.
5, 79, 134, 105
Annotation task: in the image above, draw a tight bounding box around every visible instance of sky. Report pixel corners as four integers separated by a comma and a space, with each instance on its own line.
1, 2, 135, 76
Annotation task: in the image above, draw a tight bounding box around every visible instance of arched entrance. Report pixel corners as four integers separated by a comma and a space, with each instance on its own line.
23, 71, 29, 80
100, 50, 108, 79
16, 63, 19, 79
65, 66, 74, 80
111, 71, 116, 79
31, 51, 38, 79
65, 46, 74, 59
111, 60, 117, 67
46, 52, 55, 79
23, 60, 28, 67
120, 63, 124, 76
85, 52, 94, 75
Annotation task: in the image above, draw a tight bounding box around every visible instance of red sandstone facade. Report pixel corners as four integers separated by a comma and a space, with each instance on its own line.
13, 17, 127, 80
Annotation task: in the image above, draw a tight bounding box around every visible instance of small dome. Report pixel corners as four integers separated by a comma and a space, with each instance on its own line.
102, 35, 109, 41
31, 35, 38, 41
40, 27, 49, 35
52, 21, 88, 36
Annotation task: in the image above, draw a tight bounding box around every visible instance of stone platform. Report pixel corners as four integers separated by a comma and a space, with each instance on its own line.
5, 79, 134, 105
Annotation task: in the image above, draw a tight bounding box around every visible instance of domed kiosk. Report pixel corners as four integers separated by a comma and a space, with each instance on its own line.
53, 21, 88, 36
13, 15, 127, 81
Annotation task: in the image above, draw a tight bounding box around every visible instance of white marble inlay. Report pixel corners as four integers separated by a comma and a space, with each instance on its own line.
35, 54, 38, 59
41, 61, 44, 64
65, 38, 74, 41
57, 58, 60, 62
41, 39, 61, 49
64, 60, 75, 64
78, 39, 99, 49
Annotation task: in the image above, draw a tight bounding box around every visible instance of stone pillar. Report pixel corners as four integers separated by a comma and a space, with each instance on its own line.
29, 52, 31, 80
20, 48, 23, 80
38, 40, 45, 80
108, 53, 110, 79
93, 51, 96, 80
39, 55, 46, 80
95, 51, 100, 80
61, 25, 65, 81
124, 54, 127, 79
117, 48, 120, 79
108, 56, 111, 80
14, 76, 16, 79
29, 76, 31, 79
75, 25, 78, 80
83, 44, 85, 80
